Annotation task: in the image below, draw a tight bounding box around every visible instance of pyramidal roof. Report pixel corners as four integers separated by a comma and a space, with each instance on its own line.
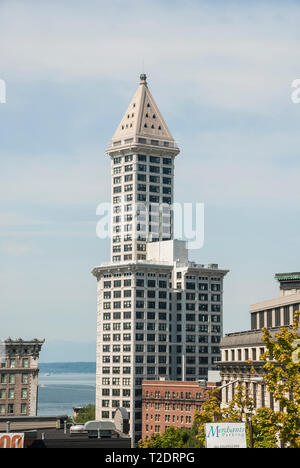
111, 74, 175, 144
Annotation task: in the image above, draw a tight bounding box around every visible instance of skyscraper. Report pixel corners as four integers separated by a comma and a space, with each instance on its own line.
92, 74, 229, 443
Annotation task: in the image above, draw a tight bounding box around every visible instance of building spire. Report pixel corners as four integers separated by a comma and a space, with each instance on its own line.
110, 73, 176, 145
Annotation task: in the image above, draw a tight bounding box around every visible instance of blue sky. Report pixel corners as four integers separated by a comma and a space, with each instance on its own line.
0, 0, 300, 360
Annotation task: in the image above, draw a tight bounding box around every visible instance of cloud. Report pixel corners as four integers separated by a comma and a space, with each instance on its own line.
0, 240, 35, 256
0, 0, 299, 342
174, 128, 300, 207
0, 153, 109, 206
1, 0, 300, 111
0, 212, 51, 227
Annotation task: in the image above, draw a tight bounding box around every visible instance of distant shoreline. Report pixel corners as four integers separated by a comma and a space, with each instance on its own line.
39, 362, 96, 374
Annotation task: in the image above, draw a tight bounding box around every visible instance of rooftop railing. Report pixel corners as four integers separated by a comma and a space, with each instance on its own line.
106, 136, 179, 151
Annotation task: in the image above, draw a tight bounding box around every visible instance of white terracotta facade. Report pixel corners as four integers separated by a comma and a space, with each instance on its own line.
92, 75, 228, 443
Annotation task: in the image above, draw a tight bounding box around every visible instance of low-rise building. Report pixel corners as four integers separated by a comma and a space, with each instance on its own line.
141, 379, 207, 439
0, 338, 44, 417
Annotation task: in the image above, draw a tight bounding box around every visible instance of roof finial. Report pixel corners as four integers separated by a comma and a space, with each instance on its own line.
140, 73, 147, 85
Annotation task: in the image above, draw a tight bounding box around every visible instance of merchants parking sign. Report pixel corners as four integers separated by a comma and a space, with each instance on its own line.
205, 422, 247, 448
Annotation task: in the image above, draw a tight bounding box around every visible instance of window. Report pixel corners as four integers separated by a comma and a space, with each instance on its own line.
259, 311, 265, 328
137, 173, 146, 181
284, 306, 290, 325
9, 374, 15, 383
0, 374, 7, 384
150, 166, 160, 173
275, 308, 281, 326
267, 310, 272, 327
251, 312, 258, 330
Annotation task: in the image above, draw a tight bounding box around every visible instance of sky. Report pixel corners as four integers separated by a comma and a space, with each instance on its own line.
0, 0, 300, 361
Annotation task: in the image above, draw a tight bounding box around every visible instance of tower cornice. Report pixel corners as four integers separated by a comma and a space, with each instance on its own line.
106, 140, 179, 158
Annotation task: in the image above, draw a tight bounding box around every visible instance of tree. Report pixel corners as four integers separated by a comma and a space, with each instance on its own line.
193, 385, 254, 448
193, 388, 223, 447
223, 383, 254, 422
74, 404, 96, 424
251, 408, 279, 448
260, 311, 300, 448
138, 426, 200, 448
140, 314, 300, 449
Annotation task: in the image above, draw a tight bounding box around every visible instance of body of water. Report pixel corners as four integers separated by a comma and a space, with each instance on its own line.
37, 370, 96, 417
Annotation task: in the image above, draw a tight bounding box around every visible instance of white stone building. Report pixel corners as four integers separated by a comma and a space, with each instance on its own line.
92, 74, 229, 443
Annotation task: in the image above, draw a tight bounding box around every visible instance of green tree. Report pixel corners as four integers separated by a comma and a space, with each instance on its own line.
138, 426, 200, 448
75, 404, 96, 424
193, 385, 254, 447
193, 387, 223, 447
251, 408, 279, 448
260, 311, 300, 448
223, 383, 254, 422
140, 314, 300, 450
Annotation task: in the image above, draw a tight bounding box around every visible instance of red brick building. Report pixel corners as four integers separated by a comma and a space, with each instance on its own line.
141, 380, 210, 439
